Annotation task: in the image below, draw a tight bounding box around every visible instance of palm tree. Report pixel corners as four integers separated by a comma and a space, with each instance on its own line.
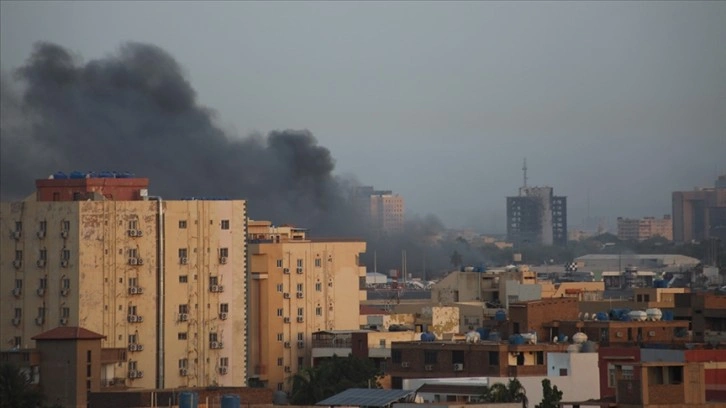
0, 363, 43, 408
479, 378, 528, 408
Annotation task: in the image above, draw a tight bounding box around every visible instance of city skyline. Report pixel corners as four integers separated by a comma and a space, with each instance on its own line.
1, 1, 725, 234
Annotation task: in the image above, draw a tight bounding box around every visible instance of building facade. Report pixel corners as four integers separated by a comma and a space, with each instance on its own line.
246, 220, 366, 392
507, 186, 567, 247
672, 175, 726, 243
354, 186, 405, 235
0, 174, 247, 389
617, 215, 673, 242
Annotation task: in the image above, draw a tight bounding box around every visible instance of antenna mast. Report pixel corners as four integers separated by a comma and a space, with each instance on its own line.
522, 158, 528, 188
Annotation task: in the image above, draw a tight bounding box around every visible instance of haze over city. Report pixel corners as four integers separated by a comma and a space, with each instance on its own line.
1, 1, 725, 233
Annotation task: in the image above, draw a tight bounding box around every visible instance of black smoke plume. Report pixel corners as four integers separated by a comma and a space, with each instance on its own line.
0, 42, 361, 235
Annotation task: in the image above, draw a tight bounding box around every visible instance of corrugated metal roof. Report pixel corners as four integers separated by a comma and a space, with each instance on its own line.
316, 388, 415, 407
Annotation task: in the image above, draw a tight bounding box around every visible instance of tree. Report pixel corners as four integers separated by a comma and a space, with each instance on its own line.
289, 354, 381, 404
0, 363, 44, 408
479, 378, 528, 407
535, 378, 563, 408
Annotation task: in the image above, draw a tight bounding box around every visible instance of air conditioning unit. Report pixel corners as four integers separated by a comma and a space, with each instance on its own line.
12, 231, 21, 240
296, 292, 304, 298
180, 257, 188, 265
297, 316, 304, 323
219, 256, 228, 265
284, 342, 291, 348
128, 229, 137, 237
60, 288, 69, 296
128, 344, 138, 351
219, 367, 228, 375
137, 258, 144, 265
425, 365, 434, 371
283, 293, 290, 299
401, 362, 410, 368
35, 317, 44, 326
210, 285, 223, 293
12, 317, 21, 326
217, 285, 224, 292
453, 363, 464, 372
136, 230, 143, 237
219, 312, 228, 320
37, 230, 46, 239
649, 331, 656, 337
210, 341, 223, 349
37, 259, 46, 267
12, 288, 21, 297
128, 370, 143, 379
296, 267, 303, 274
60, 318, 68, 326
13, 260, 22, 269
179, 368, 188, 376
137, 316, 144, 323
283, 268, 290, 274
36, 288, 45, 296
128, 315, 138, 323
283, 317, 290, 324
136, 287, 144, 294
297, 341, 304, 349
60, 230, 69, 239
129, 287, 139, 295
136, 344, 144, 351
179, 313, 188, 322
129, 258, 138, 265
61, 260, 69, 268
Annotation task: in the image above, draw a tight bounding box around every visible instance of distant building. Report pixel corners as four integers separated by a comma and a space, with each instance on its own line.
0, 173, 247, 389
574, 254, 700, 273
354, 186, 405, 235
507, 186, 567, 247
617, 215, 673, 241
672, 175, 726, 243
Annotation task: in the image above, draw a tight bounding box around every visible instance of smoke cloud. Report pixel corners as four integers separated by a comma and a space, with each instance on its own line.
0, 42, 362, 235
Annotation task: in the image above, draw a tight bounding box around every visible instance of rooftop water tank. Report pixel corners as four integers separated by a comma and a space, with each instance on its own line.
421, 332, 436, 342
521, 332, 537, 344
52, 171, 68, 179
629, 310, 647, 322
494, 310, 507, 321
509, 334, 525, 345
465, 331, 480, 344
476, 328, 490, 339
572, 332, 588, 344
595, 312, 609, 321
488, 331, 501, 342
662, 310, 674, 321
646, 308, 663, 321
179, 392, 199, 408
69, 171, 86, 179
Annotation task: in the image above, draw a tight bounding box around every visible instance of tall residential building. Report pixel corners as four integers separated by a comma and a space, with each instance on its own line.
353, 186, 404, 235
507, 186, 567, 247
0, 173, 247, 390
247, 220, 366, 392
672, 175, 726, 243
617, 215, 673, 241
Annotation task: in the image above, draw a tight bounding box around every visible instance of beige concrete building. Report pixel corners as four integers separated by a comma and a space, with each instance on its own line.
354, 186, 405, 235
247, 220, 366, 392
617, 215, 673, 241
0, 175, 247, 389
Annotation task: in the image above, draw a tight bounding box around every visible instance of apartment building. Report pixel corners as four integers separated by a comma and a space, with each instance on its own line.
247, 220, 366, 392
507, 186, 568, 247
617, 215, 673, 241
354, 186, 405, 235
0, 173, 247, 389
672, 175, 726, 243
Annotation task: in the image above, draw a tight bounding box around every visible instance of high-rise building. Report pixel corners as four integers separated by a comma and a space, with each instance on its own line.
617, 215, 673, 241
672, 175, 726, 243
0, 173, 247, 389
507, 186, 567, 247
353, 186, 404, 235
246, 220, 366, 392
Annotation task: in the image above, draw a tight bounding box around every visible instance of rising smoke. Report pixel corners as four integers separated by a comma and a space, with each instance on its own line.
0, 42, 365, 235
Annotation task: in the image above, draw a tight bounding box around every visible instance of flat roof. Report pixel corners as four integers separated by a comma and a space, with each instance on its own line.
316, 388, 415, 407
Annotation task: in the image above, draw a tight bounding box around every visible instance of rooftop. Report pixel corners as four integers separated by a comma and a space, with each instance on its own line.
32, 326, 105, 341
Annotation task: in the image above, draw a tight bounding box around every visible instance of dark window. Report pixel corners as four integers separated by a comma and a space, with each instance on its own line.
452, 350, 465, 364
536, 351, 544, 365
221, 220, 230, 230
488, 351, 499, 366
391, 350, 402, 364
179, 220, 187, 229
87, 350, 92, 363
424, 351, 438, 364
560, 368, 568, 376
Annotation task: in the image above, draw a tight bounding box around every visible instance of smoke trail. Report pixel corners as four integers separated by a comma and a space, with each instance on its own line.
0, 42, 360, 235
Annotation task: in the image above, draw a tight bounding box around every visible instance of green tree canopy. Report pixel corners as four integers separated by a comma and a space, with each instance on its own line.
479, 378, 528, 407
0, 363, 44, 408
535, 378, 563, 408
289, 354, 381, 405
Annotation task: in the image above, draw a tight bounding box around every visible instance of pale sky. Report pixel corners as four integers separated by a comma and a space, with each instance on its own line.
1, 1, 725, 233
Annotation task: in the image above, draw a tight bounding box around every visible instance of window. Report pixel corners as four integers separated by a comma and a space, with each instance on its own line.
128, 220, 138, 230
220, 303, 229, 313
391, 350, 402, 364
14, 308, 21, 318
296, 283, 303, 292
296, 259, 303, 268
128, 361, 138, 371
277, 308, 283, 317
424, 351, 438, 364
179, 220, 187, 229
219, 248, 229, 258
536, 351, 544, 365
488, 351, 499, 366
62, 220, 70, 231
128, 306, 137, 315
15, 221, 22, 232
297, 333, 304, 341
14, 279, 22, 289
209, 333, 219, 343
315, 282, 322, 292
209, 276, 219, 286
276, 284, 284, 292
61, 249, 70, 261
315, 258, 322, 267
621, 365, 634, 380
220, 357, 229, 367
316, 307, 322, 316
276, 259, 283, 268
277, 358, 283, 366
380, 339, 387, 347
39, 278, 47, 289
61, 307, 70, 318
179, 248, 188, 258
128, 248, 138, 258
607, 364, 616, 387
128, 333, 139, 344
297, 307, 304, 317
277, 383, 283, 391
179, 304, 189, 314
179, 358, 188, 369
39, 249, 47, 261
128, 277, 138, 288
179, 275, 188, 283
15, 250, 22, 261
277, 333, 284, 342
221, 220, 230, 230
13, 337, 21, 348
559, 368, 568, 376
178, 332, 187, 340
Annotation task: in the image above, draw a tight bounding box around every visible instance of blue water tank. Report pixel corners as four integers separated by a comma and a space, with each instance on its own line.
494, 310, 507, 321
116, 171, 131, 178
97, 171, 114, 178
595, 312, 609, 321
221, 395, 241, 408
509, 334, 525, 345
53, 171, 68, 179
653, 279, 667, 288
179, 392, 198, 408
488, 331, 501, 342
662, 310, 674, 321
557, 334, 567, 343
476, 328, 490, 339
420, 332, 436, 342
69, 171, 86, 179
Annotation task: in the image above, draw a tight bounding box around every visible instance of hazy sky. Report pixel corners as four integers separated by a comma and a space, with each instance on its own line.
1, 1, 724, 233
